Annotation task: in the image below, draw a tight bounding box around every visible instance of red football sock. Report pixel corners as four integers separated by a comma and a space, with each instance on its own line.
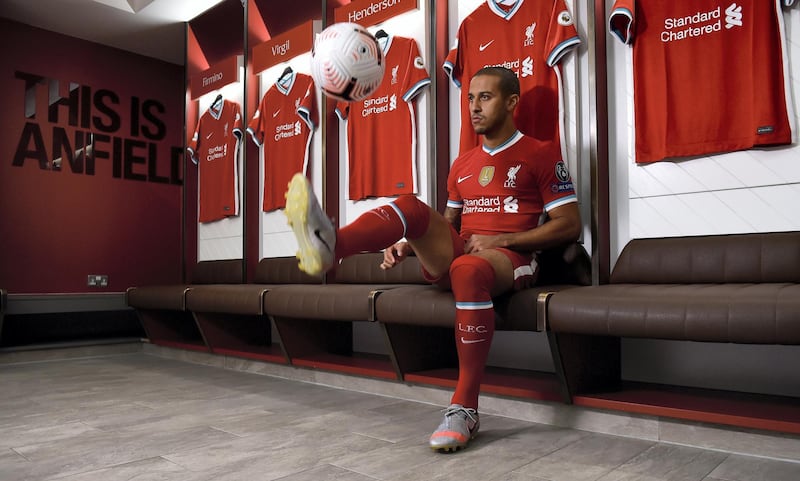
335, 194, 431, 259
449, 255, 496, 410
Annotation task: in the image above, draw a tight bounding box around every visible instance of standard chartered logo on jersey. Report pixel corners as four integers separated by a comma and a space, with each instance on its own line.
662, 3, 743, 43
362, 94, 397, 117
462, 196, 519, 214
274, 121, 302, 141
484, 57, 534, 79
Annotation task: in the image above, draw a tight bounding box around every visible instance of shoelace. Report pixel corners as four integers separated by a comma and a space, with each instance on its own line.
444, 405, 478, 425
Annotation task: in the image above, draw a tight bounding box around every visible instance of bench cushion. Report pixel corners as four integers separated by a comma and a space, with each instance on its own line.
263, 253, 425, 322
184, 257, 322, 315
126, 259, 243, 311
612, 232, 800, 284
375, 284, 580, 331
127, 285, 190, 311
186, 284, 270, 315
547, 283, 800, 344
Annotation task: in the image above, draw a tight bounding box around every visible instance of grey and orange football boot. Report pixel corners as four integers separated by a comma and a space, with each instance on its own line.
429, 404, 480, 452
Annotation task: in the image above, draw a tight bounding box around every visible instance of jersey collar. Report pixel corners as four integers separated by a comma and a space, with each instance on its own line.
276, 70, 295, 95
488, 0, 523, 20
483, 130, 523, 156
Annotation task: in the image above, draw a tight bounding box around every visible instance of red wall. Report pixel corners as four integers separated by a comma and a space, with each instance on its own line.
0, 18, 184, 294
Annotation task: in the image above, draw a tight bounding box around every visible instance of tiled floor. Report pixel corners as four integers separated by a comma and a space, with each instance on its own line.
2, 350, 800, 481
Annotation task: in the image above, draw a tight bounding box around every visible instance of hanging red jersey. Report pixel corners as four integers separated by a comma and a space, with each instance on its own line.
447, 131, 577, 239
187, 97, 243, 223
248, 72, 317, 212
610, 0, 794, 163
336, 34, 430, 201
444, 0, 580, 155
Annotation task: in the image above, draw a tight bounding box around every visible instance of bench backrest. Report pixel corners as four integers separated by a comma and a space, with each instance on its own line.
191, 259, 243, 284
537, 242, 592, 286
253, 256, 322, 284
611, 232, 800, 284
333, 252, 428, 284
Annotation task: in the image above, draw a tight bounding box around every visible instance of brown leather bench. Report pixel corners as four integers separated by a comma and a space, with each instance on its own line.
373, 242, 592, 397
126, 259, 242, 350
262, 252, 429, 378
544, 232, 800, 402
185, 256, 320, 361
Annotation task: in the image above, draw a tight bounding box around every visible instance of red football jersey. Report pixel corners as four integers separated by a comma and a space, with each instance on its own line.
187, 98, 243, 223
444, 0, 580, 155
248, 72, 317, 212
447, 130, 577, 239
610, 0, 793, 163
336, 35, 430, 200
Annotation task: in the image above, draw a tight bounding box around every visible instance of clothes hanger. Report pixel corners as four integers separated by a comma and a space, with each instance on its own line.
278, 65, 293, 83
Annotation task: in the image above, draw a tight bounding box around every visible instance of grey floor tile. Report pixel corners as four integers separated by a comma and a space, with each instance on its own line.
502, 433, 655, 481
2, 352, 799, 481
705, 454, 800, 481
56, 457, 191, 481
596, 443, 727, 481
0, 448, 31, 480
274, 463, 379, 481
10, 425, 239, 480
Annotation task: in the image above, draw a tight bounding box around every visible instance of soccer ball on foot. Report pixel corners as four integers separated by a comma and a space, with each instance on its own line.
310, 22, 385, 102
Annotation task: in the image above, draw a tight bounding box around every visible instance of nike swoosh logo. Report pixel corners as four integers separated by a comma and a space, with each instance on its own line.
273, 109, 281, 117
205, 132, 213, 139
457, 175, 472, 184
460, 337, 487, 344
479, 40, 494, 51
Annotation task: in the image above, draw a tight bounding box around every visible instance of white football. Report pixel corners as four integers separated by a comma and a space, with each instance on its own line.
310, 22, 385, 102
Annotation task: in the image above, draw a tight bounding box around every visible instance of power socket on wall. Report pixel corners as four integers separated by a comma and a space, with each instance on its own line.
87, 275, 108, 287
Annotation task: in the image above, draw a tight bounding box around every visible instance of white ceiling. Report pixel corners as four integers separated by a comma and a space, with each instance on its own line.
0, 0, 228, 65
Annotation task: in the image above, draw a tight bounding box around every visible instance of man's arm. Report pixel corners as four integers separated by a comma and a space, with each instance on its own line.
443, 206, 461, 231
464, 202, 581, 253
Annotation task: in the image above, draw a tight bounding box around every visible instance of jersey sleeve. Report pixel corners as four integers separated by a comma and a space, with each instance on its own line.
536, 143, 577, 212
442, 34, 463, 88
231, 102, 244, 139
545, 1, 582, 67
187, 116, 202, 165
609, 0, 635, 45
246, 94, 267, 147
335, 100, 349, 121
446, 157, 464, 210
297, 76, 318, 130
401, 38, 431, 102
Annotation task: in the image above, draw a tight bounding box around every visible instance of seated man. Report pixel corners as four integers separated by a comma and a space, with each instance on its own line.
284, 66, 581, 452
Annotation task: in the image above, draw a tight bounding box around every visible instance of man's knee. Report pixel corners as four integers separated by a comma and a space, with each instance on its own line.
449, 255, 496, 294
391, 195, 431, 239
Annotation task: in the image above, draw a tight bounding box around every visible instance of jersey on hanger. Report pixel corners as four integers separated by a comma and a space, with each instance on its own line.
610, 0, 794, 163
444, 0, 581, 155
336, 35, 431, 201
247, 72, 317, 212
187, 98, 243, 223
447, 131, 577, 239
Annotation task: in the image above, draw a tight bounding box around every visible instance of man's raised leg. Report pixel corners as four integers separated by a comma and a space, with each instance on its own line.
285, 173, 456, 277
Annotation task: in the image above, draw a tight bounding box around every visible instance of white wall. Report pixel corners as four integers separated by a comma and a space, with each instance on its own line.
609, 3, 800, 257
197, 71, 245, 262
606, 2, 800, 397
257, 49, 323, 259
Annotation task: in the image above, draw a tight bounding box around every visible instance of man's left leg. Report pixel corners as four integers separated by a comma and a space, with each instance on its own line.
429, 251, 515, 452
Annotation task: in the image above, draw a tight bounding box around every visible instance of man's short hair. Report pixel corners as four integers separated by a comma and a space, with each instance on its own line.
473, 66, 520, 97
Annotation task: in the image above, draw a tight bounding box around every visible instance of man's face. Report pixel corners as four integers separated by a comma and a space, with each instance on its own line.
467, 74, 511, 136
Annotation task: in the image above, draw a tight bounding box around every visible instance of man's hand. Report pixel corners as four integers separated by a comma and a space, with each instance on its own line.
381, 241, 413, 270
464, 234, 506, 253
